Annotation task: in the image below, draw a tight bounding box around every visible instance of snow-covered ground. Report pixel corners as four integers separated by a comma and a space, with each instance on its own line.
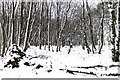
0, 45, 119, 79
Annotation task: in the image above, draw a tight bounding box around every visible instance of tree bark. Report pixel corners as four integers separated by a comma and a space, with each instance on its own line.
0, 26, 1, 55
39, 2, 44, 49
18, 2, 24, 46
11, 1, 15, 44
110, 2, 117, 62
56, 2, 71, 52
56, 2, 60, 52
1, 2, 6, 57
99, 1, 104, 54
83, 0, 91, 54
47, 2, 52, 51
23, 2, 33, 51
86, 0, 96, 54
118, 0, 120, 52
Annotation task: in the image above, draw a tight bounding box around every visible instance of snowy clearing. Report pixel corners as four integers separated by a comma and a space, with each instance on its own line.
0, 46, 119, 78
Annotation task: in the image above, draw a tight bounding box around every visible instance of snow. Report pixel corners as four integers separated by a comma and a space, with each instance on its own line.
0, 45, 119, 79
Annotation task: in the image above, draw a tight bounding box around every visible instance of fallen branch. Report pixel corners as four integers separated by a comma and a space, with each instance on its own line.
59, 68, 97, 76
73, 65, 107, 70
29, 55, 49, 60
109, 65, 120, 68
66, 69, 96, 76
103, 73, 120, 76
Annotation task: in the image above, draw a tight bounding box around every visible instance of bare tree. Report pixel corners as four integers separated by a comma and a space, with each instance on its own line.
117, 0, 120, 52
98, 1, 104, 54
0, 1, 119, 59
23, 2, 33, 51
47, 2, 52, 51
109, 2, 117, 61
56, 1, 71, 52
0, 24, 1, 55
11, 1, 15, 44
39, 2, 44, 49
5, 2, 12, 55
18, 2, 24, 46
86, 0, 96, 54
83, 0, 91, 54
1, 1, 6, 57
56, 2, 61, 52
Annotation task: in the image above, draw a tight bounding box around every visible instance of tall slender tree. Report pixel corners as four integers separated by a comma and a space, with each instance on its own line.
83, 0, 91, 54
47, 2, 52, 51
110, 2, 117, 62
56, 2, 60, 52
118, 0, 120, 52
0, 24, 1, 55
11, 1, 15, 44
39, 2, 44, 49
99, 1, 104, 54
56, 1, 71, 52
1, 1, 6, 57
86, 0, 96, 54
23, 2, 33, 51
18, 2, 24, 46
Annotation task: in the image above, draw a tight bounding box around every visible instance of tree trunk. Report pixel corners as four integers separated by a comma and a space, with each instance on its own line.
118, 0, 120, 53
39, 26, 42, 49
39, 2, 44, 49
48, 16, 50, 51
0, 27, 1, 56
51, 36, 54, 52
99, 2, 104, 54
47, 2, 51, 51
56, 2, 71, 52
56, 2, 60, 52
17, 19, 20, 46
18, 2, 24, 46
83, 0, 91, 54
6, 2, 11, 54
1, 2, 6, 57
110, 2, 117, 62
1, 25, 5, 57
0, 26, 1, 55
86, 0, 96, 54
23, 2, 33, 51
11, 2, 15, 44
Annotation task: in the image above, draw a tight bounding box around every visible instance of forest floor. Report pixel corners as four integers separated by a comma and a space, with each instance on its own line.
0, 45, 119, 78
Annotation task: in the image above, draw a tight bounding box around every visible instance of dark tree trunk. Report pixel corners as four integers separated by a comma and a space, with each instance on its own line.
1, 2, 6, 57
83, 0, 91, 54
86, 0, 96, 54
99, 2, 104, 54
39, 2, 44, 49
110, 3, 117, 62
118, 1, 120, 52
12, 2, 15, 44
19, 2, 24, 46
23, 2, 33, 51
56, 2, 60, 52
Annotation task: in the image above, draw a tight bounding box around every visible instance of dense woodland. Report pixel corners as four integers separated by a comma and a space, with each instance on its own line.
0, 0, 120, 62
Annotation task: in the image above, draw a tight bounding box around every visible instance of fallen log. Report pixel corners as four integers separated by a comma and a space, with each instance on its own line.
103, 73, 120, 76
109, 65, 120, 68
74, 65, 107, 70
65, 69, 96, 76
